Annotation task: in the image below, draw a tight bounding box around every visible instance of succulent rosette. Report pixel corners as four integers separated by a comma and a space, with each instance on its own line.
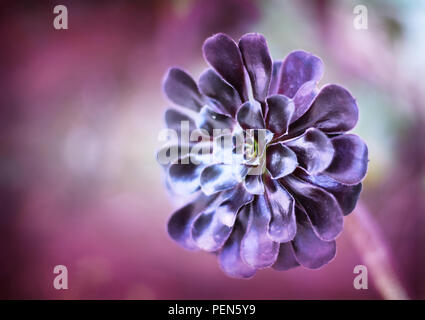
158, 33, 368, 278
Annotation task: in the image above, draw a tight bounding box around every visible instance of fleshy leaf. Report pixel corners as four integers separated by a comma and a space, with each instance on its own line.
196, 106, 234, 135
268, 61, 282, 95
236, 101, 265, 130
218, 206, 256, 278
241, 199, 279, 268
192, 185, 253, 251
167, 193, 219, 250
168, 156, 207, 195
264, 177, 296, 243
243, 173, 265, 195
283, 175, 344, 241
291, 80, 318, 123
296, 168, 362, 215
278, 50, 323, 98
203, 33, 247, 101
324, 134, 368, 185
290, 84, 358, 135
239, 33, 272, 102
266, 143, 298, 179
198, 69, 242, 117
200, 163, 248, 195
272, 242, 300, 271
291, 206, 336, 269
285, 128, 334, 174
163, 68, 204, 111
266, 94, 295, 136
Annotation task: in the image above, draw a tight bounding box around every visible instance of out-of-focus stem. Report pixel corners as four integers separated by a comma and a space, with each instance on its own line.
346, 201, 409, 300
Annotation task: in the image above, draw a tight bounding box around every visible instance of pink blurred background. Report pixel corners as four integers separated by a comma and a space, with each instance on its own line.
1, 0, 425, 299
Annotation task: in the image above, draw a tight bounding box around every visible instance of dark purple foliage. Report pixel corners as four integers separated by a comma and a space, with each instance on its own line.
159, 33, 368, 278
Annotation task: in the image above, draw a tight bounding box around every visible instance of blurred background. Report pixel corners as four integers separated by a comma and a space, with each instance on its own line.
1, 0, 424, 299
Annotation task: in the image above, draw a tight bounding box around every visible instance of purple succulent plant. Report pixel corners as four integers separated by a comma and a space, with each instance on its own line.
158, 33, 368, 278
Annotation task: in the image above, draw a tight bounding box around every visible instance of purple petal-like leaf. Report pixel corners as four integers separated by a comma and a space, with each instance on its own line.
196, 106, 234, 135
278, 50, 324, 98
325, 134, 368, 185
239, 33, 272, 102
268, 61, 282, 95
200, 163, 248, 195
203, 33, 247, 101
236, 101, 265, 130
283, 175, 344, 241
290, 84, 358, 135
285, 128, 335, 174
165, 108, 196, 131
198, 69, 242, 117
266, 94, 295, 136
163, 68, 204, 111
168, 157, 206, 195
243, 173, 265, 195
192, 185, 253, 251
266, 143, 298, 179
291, 80, 318, 123
167, 193, 219, 250
161, 33, 368, 277
264, 177, 296, 242
296, 168, 362, 215
218, 206, 256, 278
272, 241, 300, 271
291, 206, 336, 269
241, 199, 279, 268
164, 108, 197, 142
